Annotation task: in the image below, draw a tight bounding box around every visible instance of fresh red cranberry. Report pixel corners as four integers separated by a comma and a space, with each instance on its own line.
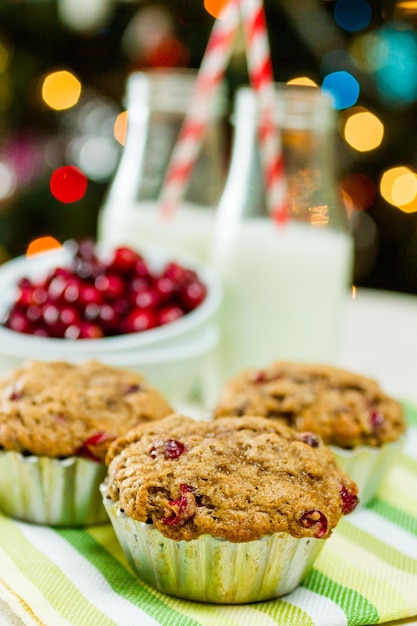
64, 324, 82, 339
130, 276, 150, 293
131, 287, 160, 309
47, 275, 68, 301
74, 259, 104, 280
84, 302, 100, 322
109, 247, 143, 273
32, 287, 48, 306
158, 305, 184, 325
299, 432, 320, 447
62, 279, 81, 304
150, 439, 186, 459
155, 276, 176, 302
162, 484, 196, 525
122, 308, 158, 333
72, 238, 97, 261
26, 304, 42, 322
58, 306, 81, 327
134, 258, 151, 278
113, 298, 130, 316
46, 266, 73, 282
33, 327, 49, 337
95, 304, 120, 333
78, 284, 103, 307
78, 322, 104, 339
15, 284, 36, 307
5, 309, 32, 333
41, 303, 60, 327
340, 486, 359, 515
95, 273, 125, 300
163, 262, 197, 285
300, 510, 328, 538
180, 280, 207, 311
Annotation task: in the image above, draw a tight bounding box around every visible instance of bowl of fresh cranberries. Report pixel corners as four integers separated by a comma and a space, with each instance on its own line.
0, 240, 222, 398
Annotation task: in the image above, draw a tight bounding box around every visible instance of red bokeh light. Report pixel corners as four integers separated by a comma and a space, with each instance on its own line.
340, 173, 376, 210
149, 36, 190, 67
50, 165, 88, 203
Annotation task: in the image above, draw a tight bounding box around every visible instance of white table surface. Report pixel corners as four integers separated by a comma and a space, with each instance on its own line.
338, 288, 417, 405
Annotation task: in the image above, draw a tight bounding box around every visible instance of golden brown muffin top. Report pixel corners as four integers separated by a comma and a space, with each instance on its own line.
0, 359, 173, 460
105, 413, 359, 543
214, 361, 406, 448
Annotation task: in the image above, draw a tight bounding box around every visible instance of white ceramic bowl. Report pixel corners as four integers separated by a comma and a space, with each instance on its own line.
0, 243, 222, 353
0, 244, 222, 405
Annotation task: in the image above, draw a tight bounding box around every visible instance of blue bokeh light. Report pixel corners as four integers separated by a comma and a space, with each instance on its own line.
372, 25, 417, 105
334, 0, 372, 33
322, 71, 360, 109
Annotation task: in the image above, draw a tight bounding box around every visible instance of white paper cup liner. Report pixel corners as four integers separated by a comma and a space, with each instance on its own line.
331, 435, 406, 507
0, 450, 108, 526
101, 484, 325, 603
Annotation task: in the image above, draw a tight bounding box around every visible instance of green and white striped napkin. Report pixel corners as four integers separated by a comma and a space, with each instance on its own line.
0, 402, 416, 626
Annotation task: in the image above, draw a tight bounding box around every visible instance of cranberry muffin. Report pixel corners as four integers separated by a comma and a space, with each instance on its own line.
214, 361, 406, 505
101, 413, 358, 603
0, 359, 173, 525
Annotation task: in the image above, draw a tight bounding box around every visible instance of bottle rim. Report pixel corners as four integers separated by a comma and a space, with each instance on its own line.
233, 83, 335, 130
125, 68, 228, 117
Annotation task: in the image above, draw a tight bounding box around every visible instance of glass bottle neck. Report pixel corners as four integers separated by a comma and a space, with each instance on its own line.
102, 69, 228, 210
218, 84, 349, 232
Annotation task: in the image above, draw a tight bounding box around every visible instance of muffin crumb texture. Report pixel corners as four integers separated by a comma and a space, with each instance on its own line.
0, 360, 173, 460
105, 413, 359, 543
214, 361, 405, 448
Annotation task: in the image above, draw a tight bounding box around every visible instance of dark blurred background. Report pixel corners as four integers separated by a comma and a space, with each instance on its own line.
1, 0, 417, 294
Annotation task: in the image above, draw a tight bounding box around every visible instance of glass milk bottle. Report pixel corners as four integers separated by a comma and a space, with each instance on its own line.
97, 69, 228, 260
210, 85, 353, 382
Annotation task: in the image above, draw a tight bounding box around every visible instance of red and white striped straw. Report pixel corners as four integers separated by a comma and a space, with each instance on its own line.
158, 0, 240, 218
239, 0, 288, 224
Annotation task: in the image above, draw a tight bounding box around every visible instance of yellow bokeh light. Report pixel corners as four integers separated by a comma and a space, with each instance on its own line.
391, 172, 417, 206
114, 110, 128, 145
394, 196, 417, 213
286, 76, 318, 87
394, 1, 417, 19
380, 165, 417, 211
350, 33, 383, 72
344, 110, 384, 152
41, 70, 81, 111
26, 236, 63, 258
204, 0, 230, 18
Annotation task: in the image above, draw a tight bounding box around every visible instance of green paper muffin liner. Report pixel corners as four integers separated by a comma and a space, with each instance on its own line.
331, 434, 406, 507
0, 450, 108, 526
101, 484, 325, 604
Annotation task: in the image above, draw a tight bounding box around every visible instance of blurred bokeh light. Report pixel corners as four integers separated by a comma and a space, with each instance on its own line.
50, 165, 88, 203
322, 71, 360, 109
372, 24, 417, 104
334, 0, 372, 32
41, 70, 81, 111
380, 166, 417, 212
114, 111, 128, 146
26, 236, 63, 259
342, 108, 384, 152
